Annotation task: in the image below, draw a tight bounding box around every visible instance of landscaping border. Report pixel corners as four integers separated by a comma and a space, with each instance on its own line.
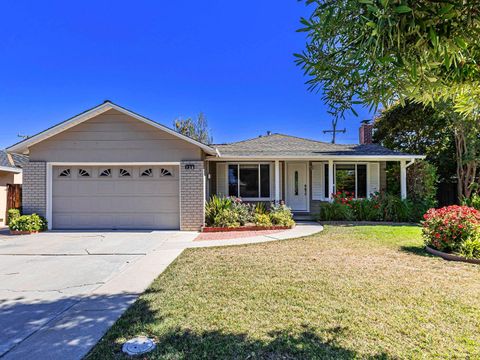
201, 225, 293, 233
425, 246, 480, 265
10, 230, 40, 235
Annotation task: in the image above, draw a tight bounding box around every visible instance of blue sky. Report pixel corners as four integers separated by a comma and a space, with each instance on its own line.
0, 1, 374, 149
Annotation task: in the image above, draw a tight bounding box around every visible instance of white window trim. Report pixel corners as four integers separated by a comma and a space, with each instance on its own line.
332, 162, 369, 199
225, 162, 273, 201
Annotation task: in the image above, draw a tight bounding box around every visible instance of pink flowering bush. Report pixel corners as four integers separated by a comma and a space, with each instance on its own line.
422, 205, 480, 255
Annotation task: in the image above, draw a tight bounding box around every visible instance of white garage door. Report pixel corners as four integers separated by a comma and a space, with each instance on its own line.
52, 166, 180, 229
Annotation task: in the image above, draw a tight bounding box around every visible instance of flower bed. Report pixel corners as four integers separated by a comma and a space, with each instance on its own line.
205, 196, 295, 229
201, 224, 294, 232
8, 209, 48, 235
422, 205, 480, 261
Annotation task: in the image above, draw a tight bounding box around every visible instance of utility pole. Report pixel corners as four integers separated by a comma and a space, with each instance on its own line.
322, 120, 346, 144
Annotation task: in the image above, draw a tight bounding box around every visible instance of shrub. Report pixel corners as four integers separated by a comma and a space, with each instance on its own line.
461, 237, 480, 259
8, 208, 21, 223
205, 195, 233, 226
213, 209, 240, 228
318, 201, 354, 221
462, 193, 480, 211
254, 213, 272, 227
254, 202, 268, 215
232, 200, 254, 226
422, 205, 480, 255
269, 204, 295, 227
351, 196, 382, 221
9, 213, 48, 232
379, 193, 412, 222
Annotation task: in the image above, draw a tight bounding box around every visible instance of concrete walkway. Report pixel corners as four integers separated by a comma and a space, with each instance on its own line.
0, 223, 322, 360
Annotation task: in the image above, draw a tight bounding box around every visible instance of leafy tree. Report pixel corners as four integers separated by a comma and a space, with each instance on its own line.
373, 101, 456, 184
173, 113, 213, 145
295, 0, 480, 118
374, 101, 480, 200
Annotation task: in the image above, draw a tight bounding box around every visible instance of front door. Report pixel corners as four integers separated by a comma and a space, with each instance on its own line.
286, 162, 308, 211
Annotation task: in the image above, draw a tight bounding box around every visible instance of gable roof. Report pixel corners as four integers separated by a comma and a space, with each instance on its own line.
214, 133, 423, 160
7, 101, 217, 155
0, 150, 27, 173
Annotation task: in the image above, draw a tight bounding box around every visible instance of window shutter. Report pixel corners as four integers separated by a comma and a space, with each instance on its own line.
367, 162, 380, 197
311, 162, 324, 200
216, 163, 227, 196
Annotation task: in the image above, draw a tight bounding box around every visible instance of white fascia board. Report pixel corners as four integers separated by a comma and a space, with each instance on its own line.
205, 155, 426, 161
7, 102, 217, 155
0, 166, 22, 173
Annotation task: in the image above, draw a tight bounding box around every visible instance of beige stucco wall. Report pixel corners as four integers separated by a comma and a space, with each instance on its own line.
0, 171, 19, 226
28, 109, 203, 162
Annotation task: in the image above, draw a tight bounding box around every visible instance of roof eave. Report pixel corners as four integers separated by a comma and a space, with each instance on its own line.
206, 154, 426, 161
7, 102, 217, 156
0, 166, 22, 173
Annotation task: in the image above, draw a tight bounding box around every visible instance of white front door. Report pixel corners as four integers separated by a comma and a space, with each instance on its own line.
286, 162, 308, 211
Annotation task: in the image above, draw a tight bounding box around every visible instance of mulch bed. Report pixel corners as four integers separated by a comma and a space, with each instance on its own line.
195, 229, 286, 241
201, 225, 293, 233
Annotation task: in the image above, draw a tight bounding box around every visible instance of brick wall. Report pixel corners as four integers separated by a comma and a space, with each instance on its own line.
180, 160, 205, 231
22, 161, 46, 216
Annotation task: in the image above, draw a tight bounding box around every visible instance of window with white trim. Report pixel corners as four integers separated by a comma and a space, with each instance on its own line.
333, 164, 367, 198
228, 164, 270, 199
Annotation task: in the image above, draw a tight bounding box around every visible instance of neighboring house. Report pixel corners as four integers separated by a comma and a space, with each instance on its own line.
7, 101, 423, 231
0, 150, 26, 226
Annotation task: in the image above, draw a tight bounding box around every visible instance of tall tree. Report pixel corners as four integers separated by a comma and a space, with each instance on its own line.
173, 113, 213, 145
295, 0, 480, 118
374, 101, 480, 200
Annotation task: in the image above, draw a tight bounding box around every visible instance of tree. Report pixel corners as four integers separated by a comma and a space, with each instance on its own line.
295, 1, 480, 118
374, 101, 480, 200
173, 113, 213, 145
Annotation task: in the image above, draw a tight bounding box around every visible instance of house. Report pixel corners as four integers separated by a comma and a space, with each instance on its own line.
0, 150, 26, 226
7, 101, 424, 231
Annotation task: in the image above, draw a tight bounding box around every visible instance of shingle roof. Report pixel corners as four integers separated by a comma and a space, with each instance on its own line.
0, 150, 28, 169
214, 133, 418, 158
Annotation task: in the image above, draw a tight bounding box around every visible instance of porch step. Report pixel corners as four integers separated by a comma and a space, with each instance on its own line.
293, 213, 315, 221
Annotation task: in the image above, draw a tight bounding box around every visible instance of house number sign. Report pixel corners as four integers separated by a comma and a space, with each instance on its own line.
184, 164, 195, 170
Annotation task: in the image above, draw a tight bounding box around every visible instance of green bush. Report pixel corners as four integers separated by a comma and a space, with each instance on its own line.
9, 213, 48, 232
205, 195, 233, 226
8, 208, 21, 222
213, 209, 240, 228
318, 202, 354, 221
254, 213, 272, 227
461, 237, 480, 259
269, 204, 295, 227
254, 202, 268, 215
462, 193, 480, 211
379, 193, 412, 222
351, 198, 382, 221
232, 201, 254, 226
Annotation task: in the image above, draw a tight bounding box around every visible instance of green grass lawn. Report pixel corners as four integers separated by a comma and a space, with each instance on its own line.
87, 226, 480, 359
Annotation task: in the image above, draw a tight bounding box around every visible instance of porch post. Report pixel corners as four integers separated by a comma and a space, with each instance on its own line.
328, 160, 334, 202
274, 160, 280, 203
400, 160, 407, 199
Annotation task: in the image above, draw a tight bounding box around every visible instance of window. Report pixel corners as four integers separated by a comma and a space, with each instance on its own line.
228, 164, 270, 199
160, 168, 172, 177
99, 169, 111, 177
58, 169, 71, 177
334, 164, 367, 198
78, 169, 90, 177
119, 168, 131, 177
141, 168, 153, 177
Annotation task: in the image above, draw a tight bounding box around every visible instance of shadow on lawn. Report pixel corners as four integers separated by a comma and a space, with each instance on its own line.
400, 245, 434, 258
91, 323, 392, 359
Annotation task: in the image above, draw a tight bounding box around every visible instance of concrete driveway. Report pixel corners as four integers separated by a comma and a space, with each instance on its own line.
0, 229, 197, 360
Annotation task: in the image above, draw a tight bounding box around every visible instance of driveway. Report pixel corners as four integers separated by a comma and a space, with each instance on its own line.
0, 230, 197, 360
0, 223, 322, 360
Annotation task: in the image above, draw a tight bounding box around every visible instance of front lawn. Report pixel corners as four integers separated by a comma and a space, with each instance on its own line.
87, 226, 480, 359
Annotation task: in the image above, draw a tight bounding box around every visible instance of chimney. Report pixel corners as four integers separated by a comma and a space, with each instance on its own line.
359, 121, 374, 144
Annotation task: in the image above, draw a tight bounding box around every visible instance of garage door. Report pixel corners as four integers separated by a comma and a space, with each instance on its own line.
52, 166, 179, 229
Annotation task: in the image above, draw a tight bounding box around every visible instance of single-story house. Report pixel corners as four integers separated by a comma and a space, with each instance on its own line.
7, 101, 424, 231
0, 150, 26, 226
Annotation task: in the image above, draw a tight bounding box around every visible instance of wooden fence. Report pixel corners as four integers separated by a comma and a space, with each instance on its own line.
6, 184, 22, 224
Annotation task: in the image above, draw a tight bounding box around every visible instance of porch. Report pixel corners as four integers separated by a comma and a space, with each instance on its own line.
206, 159, 413, 217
